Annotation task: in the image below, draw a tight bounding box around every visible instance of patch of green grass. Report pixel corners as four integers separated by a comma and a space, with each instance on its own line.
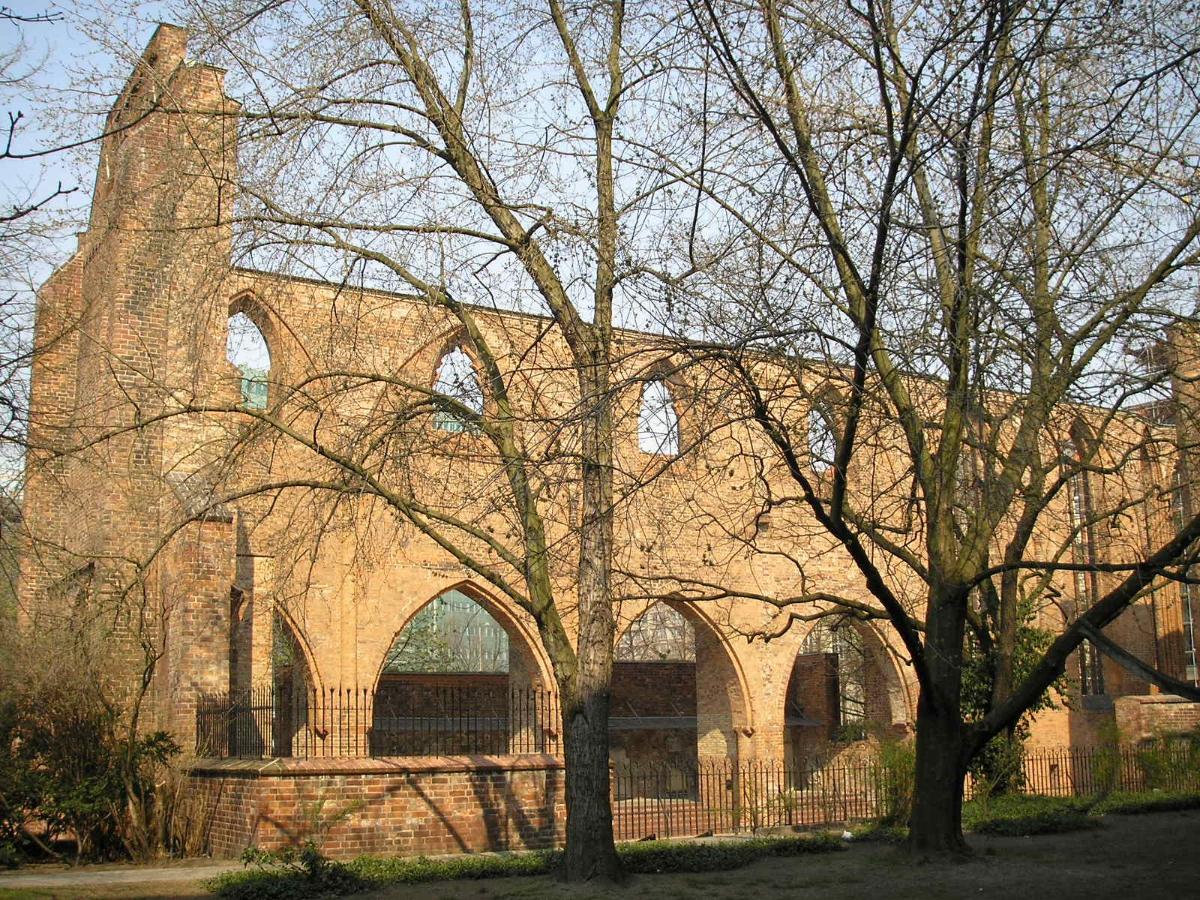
618, 832, 840, 875
1090, 790, 1200, 816
961, 788, 1200, 836
208, 833, 842, 899
963, 794, 1097, 837
848, 822, 908, 843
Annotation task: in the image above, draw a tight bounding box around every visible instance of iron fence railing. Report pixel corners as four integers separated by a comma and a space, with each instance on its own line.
609, 743, 1200, 840
195, 691, 1198, 839
195, 684, 560, 759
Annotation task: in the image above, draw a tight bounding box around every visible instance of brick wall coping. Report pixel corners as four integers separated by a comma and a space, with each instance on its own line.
1117, 694, 1200, 706
187, 754, 565, 778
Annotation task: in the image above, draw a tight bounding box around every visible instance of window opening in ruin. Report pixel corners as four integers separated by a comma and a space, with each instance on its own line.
611, 603, 699, 793
373, 590, 522, 757
800, 620, 867, 739
807, 400, 836, 473
616, 603, 695, 662
227, 312, 271, 410
269, 614, 309, 758
1062, 437, 1105, 696
383, 589, 509, 674
638, 379, 681, 455
432, 346, 483, 433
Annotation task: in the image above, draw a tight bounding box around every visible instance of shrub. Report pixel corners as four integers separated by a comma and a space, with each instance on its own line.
874, 737, 915, 826
0, 623, 181, 863
963, 794, 1097, 836
1135, 733, 1200, 792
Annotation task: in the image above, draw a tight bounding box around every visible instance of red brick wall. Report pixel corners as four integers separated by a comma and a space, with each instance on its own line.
610, 661, 695, 717
186, 756, 565, 859
1115, 694, 1200, 742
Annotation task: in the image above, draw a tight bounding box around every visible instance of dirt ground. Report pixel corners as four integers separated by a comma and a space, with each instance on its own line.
2, 809, 1197, 900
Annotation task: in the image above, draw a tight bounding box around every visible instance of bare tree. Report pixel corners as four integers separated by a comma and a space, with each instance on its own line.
669, 0, 1200, 854
66, 0, 717, 879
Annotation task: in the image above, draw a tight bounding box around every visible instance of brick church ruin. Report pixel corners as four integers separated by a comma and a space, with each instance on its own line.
18, 26, 1200, 858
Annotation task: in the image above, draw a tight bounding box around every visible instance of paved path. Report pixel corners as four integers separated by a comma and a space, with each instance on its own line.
0, 861, 239, 890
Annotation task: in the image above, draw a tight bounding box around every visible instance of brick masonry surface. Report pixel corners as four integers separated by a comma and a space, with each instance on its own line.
19, 24, 1200, 862
186, 756, 565, 858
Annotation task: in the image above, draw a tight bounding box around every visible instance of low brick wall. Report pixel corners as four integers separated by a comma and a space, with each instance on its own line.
1115, 694, 1200, 742
185, 755, 565, 859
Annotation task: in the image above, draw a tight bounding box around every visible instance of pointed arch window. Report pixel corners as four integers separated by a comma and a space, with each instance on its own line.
639, 379, 681, 456
807, 400, 836, 473
616, 603, 695, 662
227, 312, 271, 410
1061, 436, 1105, 696
802, 620, 866, 735
433, 346, 484, 433
384, 589, 509, 674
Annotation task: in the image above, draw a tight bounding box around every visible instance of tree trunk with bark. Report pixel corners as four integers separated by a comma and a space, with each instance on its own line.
909, 586, 969, 855
559, 680, 622, 881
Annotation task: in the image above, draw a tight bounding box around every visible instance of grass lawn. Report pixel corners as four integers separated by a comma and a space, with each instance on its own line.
356, 808, 1199, 900
4, 803, 1198, 899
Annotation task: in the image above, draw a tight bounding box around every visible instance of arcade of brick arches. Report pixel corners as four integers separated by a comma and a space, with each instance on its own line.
19, 26, 1200, 859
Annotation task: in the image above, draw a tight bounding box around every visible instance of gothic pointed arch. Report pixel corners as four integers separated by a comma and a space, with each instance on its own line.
369, 580, 555, 756
431, 340, 484, 433
610, 598, 750, 780
638, 378, 681, 456
226, 293, 274, 410
805, 384, 845, 475
784, 617, 909, 765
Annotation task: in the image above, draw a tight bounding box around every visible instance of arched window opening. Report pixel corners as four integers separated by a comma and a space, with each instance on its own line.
807, 401, 836, 473
784, 619, 894, 771
432, 346, 484, 433
799, 621, 867, 737
383, 590, 509, 674
1061, 437, 1105, 696
372, 590, 552, 756
610, 603, 745, 801
227, 312, 271, 410
267, 613, 310, 758
638, 379, 681, 456
616, 602, 695, 662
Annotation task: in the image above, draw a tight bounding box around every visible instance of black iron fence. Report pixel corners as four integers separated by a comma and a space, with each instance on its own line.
611, 758, 899, 840
195, 684, 560, 759
195, 690, 1199, 839
609, 743, 1200, 840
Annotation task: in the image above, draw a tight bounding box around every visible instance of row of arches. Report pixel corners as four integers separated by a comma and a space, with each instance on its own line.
236, 583, 907, 773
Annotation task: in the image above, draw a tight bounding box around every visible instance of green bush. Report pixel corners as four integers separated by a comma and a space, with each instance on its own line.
874, 737, 916, 827
963, 794, 1097, 836
1135, 733, 1200, 792
0, 628, 181, 863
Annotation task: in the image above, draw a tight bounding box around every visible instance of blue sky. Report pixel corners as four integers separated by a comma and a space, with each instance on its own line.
2, 3, 170, 276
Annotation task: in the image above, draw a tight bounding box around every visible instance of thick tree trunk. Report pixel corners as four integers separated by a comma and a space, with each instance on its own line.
908, 696, 968, 855
908, 582, 970, 856
556, 357, 621, 882
560, 684, 622, 881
